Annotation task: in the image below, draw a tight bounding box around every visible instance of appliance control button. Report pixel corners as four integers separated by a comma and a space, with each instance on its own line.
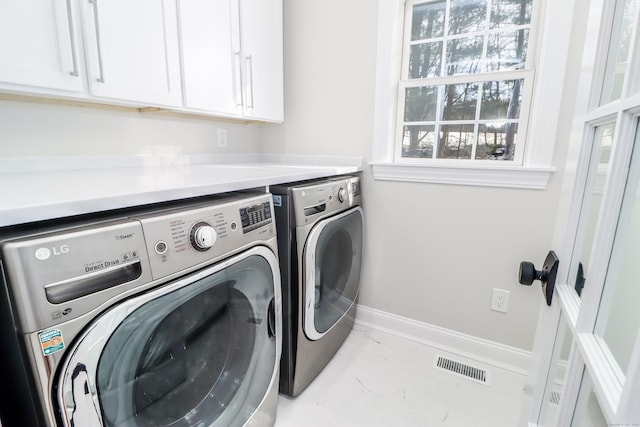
154, 241, 168, 254
192, 224, 217, 250
338, 188, 347, 203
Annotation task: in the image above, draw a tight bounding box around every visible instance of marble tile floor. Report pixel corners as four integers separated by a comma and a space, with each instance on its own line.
274, 325, 526, 427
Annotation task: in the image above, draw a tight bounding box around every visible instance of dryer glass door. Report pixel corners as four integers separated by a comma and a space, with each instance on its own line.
303, 206, 363, 340
57, 247, 280, 427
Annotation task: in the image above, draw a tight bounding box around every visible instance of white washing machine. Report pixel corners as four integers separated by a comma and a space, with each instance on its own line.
0, 193, 281, 427
271, 175, 363, 397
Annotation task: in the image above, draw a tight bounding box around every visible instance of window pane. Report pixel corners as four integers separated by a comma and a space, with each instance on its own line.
404, 86, 439, 121
570, 123, 615, 298
402, 125, 436, 158
542, 318, 573, 426
411, 1, 446, 40
438, 124, 474, 159
410, 41, 443, 78
490, 0, 532, 29
449, 0, 487, 35
446, 36, 484, 75
398, 0, 533, 163
570, 373, 608, 427
476, 122, 518, 160
442, 83, 478, 120
480, 79, 523, 120
487, 29, 529, 71
595, 124, 640, 377
600, 0, 637, 104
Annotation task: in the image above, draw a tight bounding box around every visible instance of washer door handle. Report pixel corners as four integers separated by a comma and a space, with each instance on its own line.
267, 297, 276, 338
69, 363, 104, 426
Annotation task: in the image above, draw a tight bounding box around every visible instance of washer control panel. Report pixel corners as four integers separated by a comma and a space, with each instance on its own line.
337, 187, 348, 203
0, 193, 276, 332
190, 221, 217, 251
240, 201, 273, 233
138, 193, 275, 280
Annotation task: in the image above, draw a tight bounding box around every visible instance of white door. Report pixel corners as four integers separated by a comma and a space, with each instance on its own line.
80, 0, 182, 107
521, 0, 640, 424
0, 0, 83, 92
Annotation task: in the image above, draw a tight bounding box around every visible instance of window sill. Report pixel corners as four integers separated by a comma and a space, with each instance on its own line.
370, 161, 555, 189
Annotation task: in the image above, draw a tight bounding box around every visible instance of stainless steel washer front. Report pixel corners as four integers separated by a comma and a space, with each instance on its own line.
0, 193, 281, 427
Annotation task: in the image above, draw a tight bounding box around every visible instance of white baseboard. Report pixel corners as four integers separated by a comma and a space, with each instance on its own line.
355, 305, 532, 375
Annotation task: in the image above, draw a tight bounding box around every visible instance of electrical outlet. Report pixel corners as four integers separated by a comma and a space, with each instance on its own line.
491, 288, 509, 313
217, 128, 228, 148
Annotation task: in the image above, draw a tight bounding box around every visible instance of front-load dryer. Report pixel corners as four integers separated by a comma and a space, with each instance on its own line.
0, 193, 281, 427
271, 175, 363, 397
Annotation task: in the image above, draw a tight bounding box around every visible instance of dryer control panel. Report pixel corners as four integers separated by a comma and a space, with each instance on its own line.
289, 176, 362, 226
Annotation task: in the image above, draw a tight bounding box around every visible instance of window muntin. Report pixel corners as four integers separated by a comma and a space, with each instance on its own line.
398, 0, 534, 162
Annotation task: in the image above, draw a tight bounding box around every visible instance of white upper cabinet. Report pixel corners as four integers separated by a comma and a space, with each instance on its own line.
178, 0, 283, 122
0, 0, 282, 121
178, 0, 242, 116
240, 0, 283, 122
0, 0, 83, 92
80, 0, 183, 107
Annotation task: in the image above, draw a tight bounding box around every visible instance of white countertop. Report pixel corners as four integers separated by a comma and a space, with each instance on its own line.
0, 155, 363, 227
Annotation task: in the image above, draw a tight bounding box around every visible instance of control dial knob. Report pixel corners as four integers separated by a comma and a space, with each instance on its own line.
337, 187, 348, 203
190, 222, 217, 251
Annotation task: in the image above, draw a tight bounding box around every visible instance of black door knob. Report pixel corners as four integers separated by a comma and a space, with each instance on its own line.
519, 261, 542, 286
518, 251, 559, 306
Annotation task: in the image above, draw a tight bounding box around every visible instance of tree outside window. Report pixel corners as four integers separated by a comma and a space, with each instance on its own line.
399, 0, 533, 162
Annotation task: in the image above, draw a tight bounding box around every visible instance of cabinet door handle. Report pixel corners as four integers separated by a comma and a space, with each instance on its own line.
245, 54, 254, 109
233, 51, 243, 107
88, 0, 105, 83
64, 0, 79, 76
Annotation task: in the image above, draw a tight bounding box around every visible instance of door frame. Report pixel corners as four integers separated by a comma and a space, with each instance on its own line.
523, 0, 640, 424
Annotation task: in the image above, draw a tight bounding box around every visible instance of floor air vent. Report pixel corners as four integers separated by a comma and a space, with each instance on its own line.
550, 390, 562, 405
434, 356, 490, 385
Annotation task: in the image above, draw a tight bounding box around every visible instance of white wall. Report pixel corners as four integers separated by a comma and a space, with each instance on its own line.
261, 0, 584, 351
0, 98, 261, 157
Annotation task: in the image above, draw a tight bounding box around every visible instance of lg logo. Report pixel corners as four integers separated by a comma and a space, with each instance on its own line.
35, 245, 70, 260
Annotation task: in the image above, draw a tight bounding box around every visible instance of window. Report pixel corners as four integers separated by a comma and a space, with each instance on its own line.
399, 0, 533, 162
372, 0, 575, 188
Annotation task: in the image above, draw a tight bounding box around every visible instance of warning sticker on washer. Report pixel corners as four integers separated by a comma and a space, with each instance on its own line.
39, 329, 65, 356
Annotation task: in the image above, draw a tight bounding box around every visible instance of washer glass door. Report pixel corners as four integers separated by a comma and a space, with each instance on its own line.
303, 207, 363, 340
57, 248, 280, 427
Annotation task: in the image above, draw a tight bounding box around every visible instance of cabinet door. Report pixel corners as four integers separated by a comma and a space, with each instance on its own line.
178, 0, 242, 116
81, 0, 182, 107
240, 0, 283, 122
0, 0, 83, 92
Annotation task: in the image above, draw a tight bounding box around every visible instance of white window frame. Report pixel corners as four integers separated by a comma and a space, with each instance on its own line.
371, 0, 576, 189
